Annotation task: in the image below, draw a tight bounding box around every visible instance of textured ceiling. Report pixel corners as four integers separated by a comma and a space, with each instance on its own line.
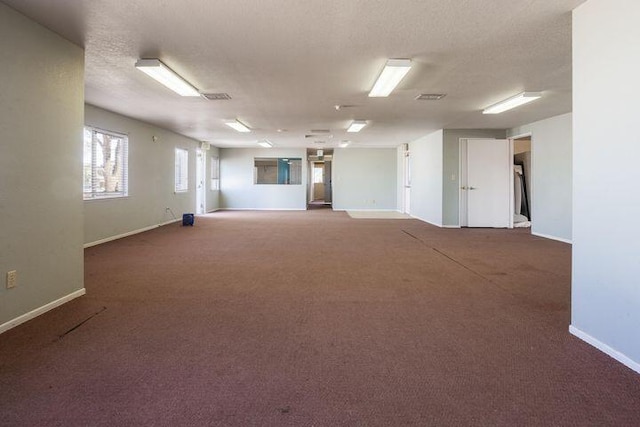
2, 0, 586, 148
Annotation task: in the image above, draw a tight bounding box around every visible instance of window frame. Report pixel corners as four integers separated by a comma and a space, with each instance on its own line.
253, 157, 302, 185
210, 155, 220, 191
83, 126, 129, 200
175, 148, 189, 193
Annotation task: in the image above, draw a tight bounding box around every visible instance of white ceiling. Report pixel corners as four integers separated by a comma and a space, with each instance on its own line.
3, 0, 586, 148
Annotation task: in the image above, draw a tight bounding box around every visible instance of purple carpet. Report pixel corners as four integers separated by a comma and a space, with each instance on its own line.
1, 210, 639, 426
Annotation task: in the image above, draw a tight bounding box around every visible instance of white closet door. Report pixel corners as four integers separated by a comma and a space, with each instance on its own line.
467, 139, 510, 227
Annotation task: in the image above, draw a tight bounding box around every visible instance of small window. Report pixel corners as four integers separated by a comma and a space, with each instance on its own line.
254, 158, 302, 185
175, 148, 189, 192
211, 156, 220, 190
83, 127, 128, 200
313, 164, 324, 183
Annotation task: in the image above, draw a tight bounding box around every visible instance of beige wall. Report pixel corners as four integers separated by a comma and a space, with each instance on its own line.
84, 104, 212, 245
0, 4, 85, 327
509, 113, 572, 242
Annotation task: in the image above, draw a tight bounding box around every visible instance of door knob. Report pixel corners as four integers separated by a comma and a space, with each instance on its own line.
469, 186, 476, 190
460, 186, 467, 190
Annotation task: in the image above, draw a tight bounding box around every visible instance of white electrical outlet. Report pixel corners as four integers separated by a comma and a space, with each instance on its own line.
7, 270, 17, 289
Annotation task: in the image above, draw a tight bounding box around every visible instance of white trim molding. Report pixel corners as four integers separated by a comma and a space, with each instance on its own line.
531, 232, 573, 245
410, 214, 443, 228
84, 219, 182, 248
569, 325, 640, 374
218, 208, 306, 211
0, 288, 86, 335
342, 209, 399, 212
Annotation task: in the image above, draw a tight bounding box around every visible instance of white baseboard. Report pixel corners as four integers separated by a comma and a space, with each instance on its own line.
0, 288, 86, 335
344, 208, 397, 212
442, 225, 461, 229
410, 214, 443, 228
218, 208, 306, 211
84, 219, 181, 248
531, 231, 573, 245
569, 325, 640, 374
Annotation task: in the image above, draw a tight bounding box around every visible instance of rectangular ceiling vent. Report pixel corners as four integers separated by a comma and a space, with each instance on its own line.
201, 93, 232, 100
306, 133, 333, 139
314, 141, 326, 144
310, 129, 330, 134
415, 93, 446, 101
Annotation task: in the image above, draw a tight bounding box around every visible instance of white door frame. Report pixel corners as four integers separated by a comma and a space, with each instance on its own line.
403, 147, 411, 214
459, 139, 468, 227
308, 160, 314, 203
510, 131, 533, 228
196, 149, 206, 214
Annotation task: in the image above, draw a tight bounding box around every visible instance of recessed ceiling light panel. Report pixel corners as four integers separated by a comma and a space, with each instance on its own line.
369, 59, 412, 97
347, 120, 367, 133
483, 92, 543, 114
135, 58, 200, 97
225, 119, 251, 132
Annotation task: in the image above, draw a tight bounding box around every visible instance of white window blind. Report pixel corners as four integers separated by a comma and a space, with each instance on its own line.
175, 148, 189, 192
83, 127, 128, 200
211, 156, 220, 190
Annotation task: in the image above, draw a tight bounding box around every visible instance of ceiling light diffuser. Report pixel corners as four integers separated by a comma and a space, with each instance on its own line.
347, 120, 367, 133
258, 140, 273, 148
483, 92, 543, 114
339, 141, 351, 148
135, 59, 200, 97
225, 120, 251, 133
369, 59, 412, 97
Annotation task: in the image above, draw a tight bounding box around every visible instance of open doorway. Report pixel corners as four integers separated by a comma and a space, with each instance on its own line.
512, 135, 532, 229
307, 148, 332, 209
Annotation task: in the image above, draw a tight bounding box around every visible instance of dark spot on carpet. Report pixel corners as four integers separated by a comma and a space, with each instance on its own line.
55, 306, 106, 341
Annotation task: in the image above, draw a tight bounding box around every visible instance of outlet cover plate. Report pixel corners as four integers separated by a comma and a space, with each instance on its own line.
6, 270, 17, 289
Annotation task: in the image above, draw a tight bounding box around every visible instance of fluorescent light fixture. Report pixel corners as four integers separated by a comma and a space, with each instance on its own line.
135, 59, 200, 97
483, 92, 543, 114
369, 59, 412, 97
347, 120, 367, 133
225, 119, 251, 133
339, 141, 351, 148
258, 140, 273, 148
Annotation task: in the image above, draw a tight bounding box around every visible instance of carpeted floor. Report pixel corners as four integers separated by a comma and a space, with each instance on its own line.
0, 210, 639, 426
347, 210, 411, 219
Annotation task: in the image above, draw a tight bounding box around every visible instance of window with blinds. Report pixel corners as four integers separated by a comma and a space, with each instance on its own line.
211, 156, 220, 190
83, 127, 128, 200
175, 148, 189, 192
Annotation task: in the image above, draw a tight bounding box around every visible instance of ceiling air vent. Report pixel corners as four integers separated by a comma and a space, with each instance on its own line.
201, 93, 232, 100
305, 134, 333, 139
415, 93, 446, 101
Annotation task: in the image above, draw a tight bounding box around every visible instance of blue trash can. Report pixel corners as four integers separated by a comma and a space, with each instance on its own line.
182, 213, 194, 226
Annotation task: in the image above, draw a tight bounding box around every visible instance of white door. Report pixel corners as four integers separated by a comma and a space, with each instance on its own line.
196, 149, 206, 214
465, 139, 510, 227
